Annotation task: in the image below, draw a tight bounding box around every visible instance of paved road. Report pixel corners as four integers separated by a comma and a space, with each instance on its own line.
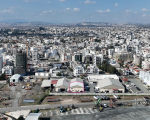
0, 99, 144, 113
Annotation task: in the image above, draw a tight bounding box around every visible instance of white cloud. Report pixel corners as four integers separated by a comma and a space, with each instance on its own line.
23, 0, 30, 2
47, 1, 50, 3
0, 7, 18, 14
114, 3, 118, 7
64, 8, 80, 12
106, 9, 110, 12
59, 0, 66, 2
43, 11, 52, 14
141, 8, 149, 11
0, 9, 12, 13
40, 10, 52, 15
97, 9, 110, 13
142, 14, 146, 17
134, 11, 137, 14
66, 8, 71, 10
126, 9, 131, 12
84, 0, 96, 4
23, 0, 38, 2
73, 8, 80, 12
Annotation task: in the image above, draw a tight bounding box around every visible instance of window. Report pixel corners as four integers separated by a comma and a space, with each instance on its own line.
13, 79, 15, 82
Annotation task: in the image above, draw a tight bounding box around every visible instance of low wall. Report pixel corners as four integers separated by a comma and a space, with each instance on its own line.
49, 92, 150, 96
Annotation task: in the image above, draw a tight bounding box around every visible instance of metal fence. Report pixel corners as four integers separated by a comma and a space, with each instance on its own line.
49, 92, 150, 96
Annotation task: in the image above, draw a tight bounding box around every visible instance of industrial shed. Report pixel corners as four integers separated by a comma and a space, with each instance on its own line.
26, 113, 42, 120
55, 78, 70, 92
10, 74, 21, 83
41, 80, 51, 88
69, 78, 84, 93
96, 78, 125, 93
87, 74, 119, 83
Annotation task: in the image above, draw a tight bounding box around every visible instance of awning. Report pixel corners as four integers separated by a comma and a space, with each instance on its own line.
113, 89, 118, 90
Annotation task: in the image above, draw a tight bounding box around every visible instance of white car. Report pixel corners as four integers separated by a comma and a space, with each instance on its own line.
22, 86, 25, 89
131, 83, 135, 86
113, 94, 119, 99
94, 96, 99, 100
103, 104, 107, 108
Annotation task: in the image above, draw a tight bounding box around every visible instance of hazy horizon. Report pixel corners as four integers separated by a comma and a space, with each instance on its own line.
0, 0, 150, 24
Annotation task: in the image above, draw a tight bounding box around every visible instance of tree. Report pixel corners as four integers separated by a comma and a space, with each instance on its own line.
60, 39, 66, 43
68, 67, 73, 72
86, 64, 89, 69
0, 73, 6, 80
56, 72, 62, 76
80, 75, 84, 79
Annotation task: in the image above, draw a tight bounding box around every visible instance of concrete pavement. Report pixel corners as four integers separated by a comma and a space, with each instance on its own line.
0, 99, 144, 113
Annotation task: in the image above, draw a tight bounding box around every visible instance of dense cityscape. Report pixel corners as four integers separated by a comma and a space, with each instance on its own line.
1, 0, 150, 119
0, 23, 150, 119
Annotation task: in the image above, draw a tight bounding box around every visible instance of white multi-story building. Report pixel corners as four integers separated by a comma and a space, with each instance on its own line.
2, 66, 13, 76
35, 72, 49, 80
133, 55, 142, 66
139, 70, 150, 85
49, 69, 63, 77
93, 54, 103, 65
108, 49, 114, 56
0, 48, 4, 55
61, 53, 72, 62
85, 65, 99, 74
142, 61, 150, 70
73, 66, 84, 76
30, 47, 38, 60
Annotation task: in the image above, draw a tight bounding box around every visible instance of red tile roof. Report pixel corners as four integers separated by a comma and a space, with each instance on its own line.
122, 78, 128, 81
51, 80, 58, 84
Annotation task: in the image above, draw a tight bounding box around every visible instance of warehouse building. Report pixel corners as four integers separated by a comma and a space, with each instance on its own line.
87, 74, 119, 83
95, 78, 125, 93
10, 74, 21, 83
69, 78, 84, 93
55, 78, 70, 92
41, 80, 51, 88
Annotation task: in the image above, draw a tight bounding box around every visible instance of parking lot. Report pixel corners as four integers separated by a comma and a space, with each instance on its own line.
127, 78, 149, 93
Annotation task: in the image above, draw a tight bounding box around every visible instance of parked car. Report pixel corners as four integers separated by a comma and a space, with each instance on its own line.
94, 96, 102, 100
94, 96, 99, 100
131, 83, 135, 86
103, 104, 107, 108
113, 94, 120, 99
104, 95, 109, 100
94, 89, 99, 93
101, 95, 106, 100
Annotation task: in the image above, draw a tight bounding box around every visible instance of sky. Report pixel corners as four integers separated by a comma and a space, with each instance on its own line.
0, 0, 150, 23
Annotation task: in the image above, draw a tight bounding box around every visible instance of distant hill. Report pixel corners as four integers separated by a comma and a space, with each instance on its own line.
0, 20, 150, 27
0, 19, 28, 23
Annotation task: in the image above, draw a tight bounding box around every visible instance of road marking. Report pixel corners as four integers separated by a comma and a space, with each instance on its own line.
88, 108, 95, 113
83, 108, 90, 114
75, 109, 80, 114
93, 109, 99, 112
79, 108, 84, 114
